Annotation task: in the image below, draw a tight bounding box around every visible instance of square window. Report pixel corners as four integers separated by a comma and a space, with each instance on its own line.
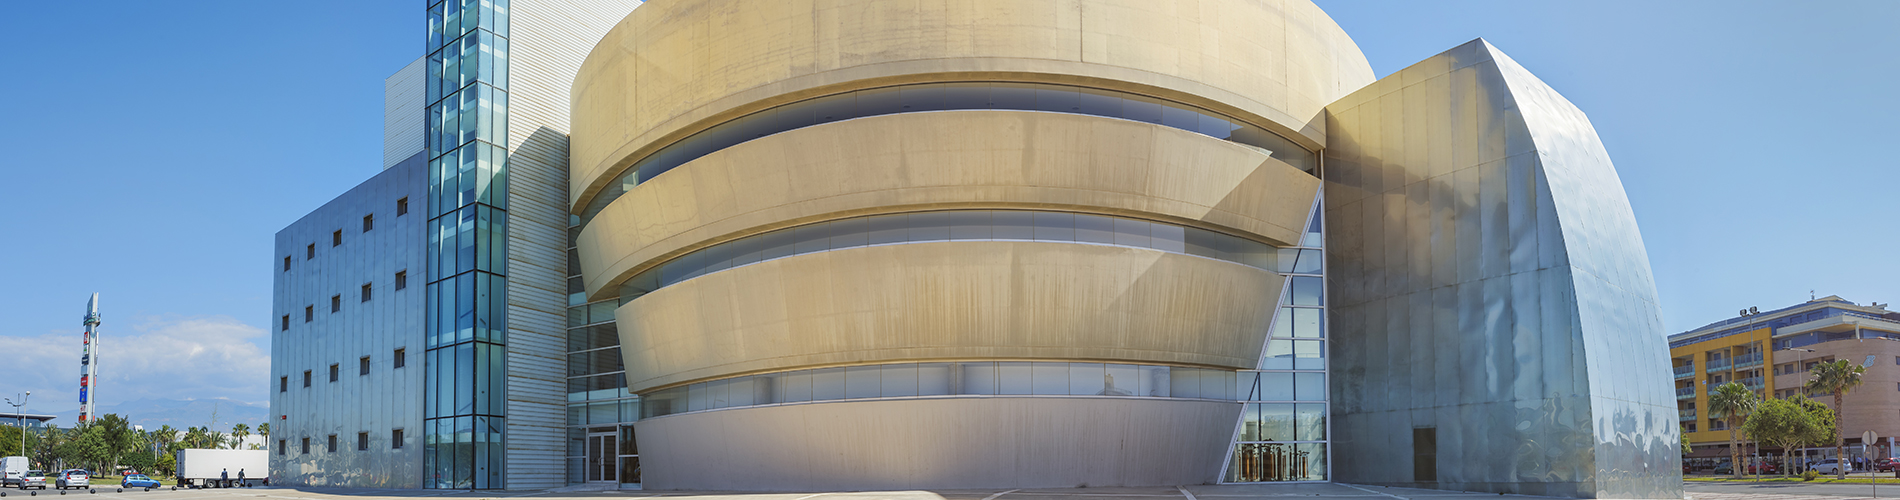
327, 435, 337, 453
363, 214, 374, 232
392, 429, 405, 449
329, 364, 338, 382
395, 271, 408, 291
301, 438, 309, 454
283, 256, 291, 272
281, 315, 289, 331
361, 283, 373, 302
331, 295, 341, 313
279, 376, 287, 393
278, 440, 286, 456
360, 356, 371, 376
393, 348, 407, 369
306, 244, 315, 260
397, 197, 409, 216
357, 432, 369, 451
303, 370, 311, 387
332, 230, 342, 247
304, 306, 313, 322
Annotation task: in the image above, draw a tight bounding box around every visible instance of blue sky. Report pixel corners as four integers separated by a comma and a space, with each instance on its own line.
0, 1, 1893, 412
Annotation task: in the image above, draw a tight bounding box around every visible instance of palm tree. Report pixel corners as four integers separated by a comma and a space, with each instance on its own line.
257, 423, 270, 450
152, 426, 177, 456
1709, 382, 1760, 479
1807, 359, 1866, 479
231, 424, 251, 451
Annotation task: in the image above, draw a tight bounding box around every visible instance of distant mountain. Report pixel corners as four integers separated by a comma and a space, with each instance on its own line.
49, 398, 269, 432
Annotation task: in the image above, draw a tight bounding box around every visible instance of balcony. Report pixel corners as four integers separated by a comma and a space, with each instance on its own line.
1674, 365, 1695, 379
1705, 359, 1732, 373
1676, 387, 1697, 399
1733, 352, 1764, 369
1740, 376, 1765, 390
1679, 409, 1697, 421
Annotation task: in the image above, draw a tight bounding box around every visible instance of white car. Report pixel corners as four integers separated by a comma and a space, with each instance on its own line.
1810, 459, 1848, 475
54, 469, 89, 490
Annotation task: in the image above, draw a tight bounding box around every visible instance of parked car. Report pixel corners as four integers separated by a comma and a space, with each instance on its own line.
18, 470, 47, 490
55, 469, 89, 490
1876, 458, 1899, 472
121, 474, 162, 489
1811, 459, 1848, 475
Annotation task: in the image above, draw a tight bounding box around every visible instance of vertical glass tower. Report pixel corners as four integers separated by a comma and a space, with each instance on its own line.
1227, 201, 1330, 482
423, 0, 510, 489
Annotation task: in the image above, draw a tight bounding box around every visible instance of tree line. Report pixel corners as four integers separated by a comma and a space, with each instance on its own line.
1705, 358, 1866, 479
0, 415, 272, 478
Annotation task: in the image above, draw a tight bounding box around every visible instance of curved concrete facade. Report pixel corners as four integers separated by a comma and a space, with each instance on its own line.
576, 110, 1319, 298
569, 0, 1374, 210
615, 241, 1283, 392
634, 398, 1240, 490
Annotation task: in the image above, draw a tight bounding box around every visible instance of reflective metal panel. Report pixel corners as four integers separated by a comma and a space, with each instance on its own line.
1322, 39, 1679, 499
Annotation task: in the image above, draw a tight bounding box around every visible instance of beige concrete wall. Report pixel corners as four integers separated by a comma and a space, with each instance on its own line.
577, 110, 1319, 298
569, 0, 1373, 210
633, 397, 1239, 490
615, 241, 1281, 393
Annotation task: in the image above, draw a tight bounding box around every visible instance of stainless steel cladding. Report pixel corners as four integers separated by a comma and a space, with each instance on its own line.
1320, 39, 1680, 499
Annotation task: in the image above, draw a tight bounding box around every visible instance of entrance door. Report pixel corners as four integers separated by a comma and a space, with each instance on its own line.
586, 432, 618, 483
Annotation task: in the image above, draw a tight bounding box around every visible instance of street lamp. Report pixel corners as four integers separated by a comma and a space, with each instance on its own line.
4, 391, 27, 457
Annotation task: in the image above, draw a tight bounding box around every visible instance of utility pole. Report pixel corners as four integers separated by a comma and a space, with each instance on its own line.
5, 392, 27, 456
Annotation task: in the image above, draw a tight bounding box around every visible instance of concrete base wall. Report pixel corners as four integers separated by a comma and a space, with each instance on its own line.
634, 397, 1239, 491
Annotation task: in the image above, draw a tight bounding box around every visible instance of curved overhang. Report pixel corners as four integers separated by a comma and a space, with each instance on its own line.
615, 241, 1282, 393
570, 0, 1373, 210
578, 110, 1321, 299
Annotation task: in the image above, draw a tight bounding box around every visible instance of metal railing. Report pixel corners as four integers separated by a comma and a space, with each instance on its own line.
1733, 352, 1764, 369
1674, 365, 1696, 378
1705, 359, 1732, 373
1679, 410, 1697, 421
1676, 387, 1697, 399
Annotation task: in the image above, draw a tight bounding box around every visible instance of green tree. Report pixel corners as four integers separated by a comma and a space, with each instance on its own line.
1681, 426, 1693, 456
95, 414, 136, 472
33, 424, 65, 471
0, 425, 41, 458
1745, 397, 1821, 477
257, 423, 269, 445
1709, 382, 1760, 478
151, 425, 177, 457
1806, 359, 1865, 479
231, 424, 251, 451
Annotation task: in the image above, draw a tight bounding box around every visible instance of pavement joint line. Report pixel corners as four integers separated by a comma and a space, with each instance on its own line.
1177, 486, 1198, 500
982, 489, 1021, 500
1337, 484, 1407, 500
790, 493, 832, 500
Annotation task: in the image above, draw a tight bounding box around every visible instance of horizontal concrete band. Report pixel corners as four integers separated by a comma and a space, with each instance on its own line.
633, 397, 1239, 490
578, 110, 1321, 299
569, 0, 1374, 208
615, 241, 1283, 393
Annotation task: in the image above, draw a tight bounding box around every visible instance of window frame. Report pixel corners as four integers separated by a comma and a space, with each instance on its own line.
332, 230, 342, 247
363, 214, 375, 232
331, 295, 341, 313
327, 434, 337, 453
303, 370, 311, 388
329, 363, 339, 382
394, 348, 407, 369
362, 283, 373, 303
279, 376, 287, 393
301, 438, 310, 455
357, 432, 369, 451
397, 197, 409, 216
281, 315, 290, 331
283, 256, 292, 272
392, 429, 405, 449
360, 356, 371, 376
395, 271, 408, 291
306, 244, 315, 260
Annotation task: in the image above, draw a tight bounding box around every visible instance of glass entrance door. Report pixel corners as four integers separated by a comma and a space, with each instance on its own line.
586, 433, 618, 483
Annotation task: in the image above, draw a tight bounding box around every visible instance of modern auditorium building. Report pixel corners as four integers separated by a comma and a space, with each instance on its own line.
269, 0, 1682, 497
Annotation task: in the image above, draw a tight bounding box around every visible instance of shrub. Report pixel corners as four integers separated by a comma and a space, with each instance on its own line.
1802, 470, 1820, 481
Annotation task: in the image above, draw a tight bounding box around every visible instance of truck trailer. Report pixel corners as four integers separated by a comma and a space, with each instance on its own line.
174, 449, 267, 488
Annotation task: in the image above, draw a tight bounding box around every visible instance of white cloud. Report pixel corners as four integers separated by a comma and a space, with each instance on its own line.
0, 315, 269, 414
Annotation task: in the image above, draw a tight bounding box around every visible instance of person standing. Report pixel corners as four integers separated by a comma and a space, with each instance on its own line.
237, 468, 245, 487
220, 468, 228, 488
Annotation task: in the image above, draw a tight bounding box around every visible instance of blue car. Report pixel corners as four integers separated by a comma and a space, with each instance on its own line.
121, 474, 162, 489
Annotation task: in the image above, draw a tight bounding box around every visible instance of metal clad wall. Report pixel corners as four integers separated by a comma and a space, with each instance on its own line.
383, 58, 426, 170
1321, 39, 1677, 499
271, 152, 428, 487
504, 0, 641, 489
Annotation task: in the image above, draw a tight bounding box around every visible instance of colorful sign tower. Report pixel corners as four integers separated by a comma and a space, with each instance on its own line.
79, 293, 101, 423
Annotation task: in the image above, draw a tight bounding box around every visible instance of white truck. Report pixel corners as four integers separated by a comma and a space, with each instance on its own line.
1, 456, 28, 488
174, 449, 268, 488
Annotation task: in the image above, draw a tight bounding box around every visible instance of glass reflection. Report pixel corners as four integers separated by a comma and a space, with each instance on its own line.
638, 361, 1239, 419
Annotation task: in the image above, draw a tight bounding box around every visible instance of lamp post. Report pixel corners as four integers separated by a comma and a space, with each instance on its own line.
4, 391, 27, 457
1780, 348, 1814, 469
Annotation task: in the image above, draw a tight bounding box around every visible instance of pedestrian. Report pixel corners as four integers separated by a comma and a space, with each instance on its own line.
237, 468, 245, 487
220, 468, 229, 488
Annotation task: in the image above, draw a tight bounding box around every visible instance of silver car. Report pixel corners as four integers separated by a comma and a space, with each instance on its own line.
18, 470, 47, 490
55, 469, 88, 490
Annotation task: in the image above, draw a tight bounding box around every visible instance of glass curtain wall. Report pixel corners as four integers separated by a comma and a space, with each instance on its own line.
565, 218, 642, 485
423, 0, 509, 489
1225, 198, 1329, 482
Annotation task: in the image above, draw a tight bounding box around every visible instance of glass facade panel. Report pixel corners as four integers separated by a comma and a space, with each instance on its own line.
1230, 199, 1328, 483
